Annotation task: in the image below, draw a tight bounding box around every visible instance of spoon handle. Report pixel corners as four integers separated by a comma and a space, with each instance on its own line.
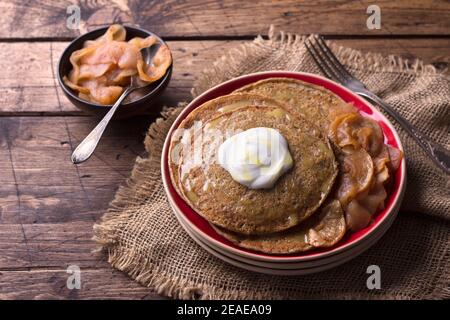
71, 87, 133, 164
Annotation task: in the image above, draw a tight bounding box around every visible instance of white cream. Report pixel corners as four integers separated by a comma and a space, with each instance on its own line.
218, 127, 293, 189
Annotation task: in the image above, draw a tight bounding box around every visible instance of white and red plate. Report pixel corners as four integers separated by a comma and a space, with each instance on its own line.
169, 195, 400, 272
162, 71, 406, 271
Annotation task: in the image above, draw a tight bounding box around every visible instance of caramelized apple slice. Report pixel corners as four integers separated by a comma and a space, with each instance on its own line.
128, 36, 157, 50
345, 168, 389, 232
90, 86, 124, 105
68, 45, 98, 82
78, 63, 112, 80
387, 145, 403, 171
360, 181, 388, 214
84, 24, 126, 47
328, 102, 358, 120
345, 199, 372, 232
136, 44, 172, 83
335, 148, 374, 207
330, 113, 384, 157
63, 76, 90, 94
372, 144, 391, 173
307, 200, 346, 248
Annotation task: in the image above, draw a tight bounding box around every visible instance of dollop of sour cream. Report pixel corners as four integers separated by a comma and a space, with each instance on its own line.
218, 127, 293, 189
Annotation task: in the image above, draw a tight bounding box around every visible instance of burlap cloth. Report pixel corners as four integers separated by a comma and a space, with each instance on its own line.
94, 28, 450, 299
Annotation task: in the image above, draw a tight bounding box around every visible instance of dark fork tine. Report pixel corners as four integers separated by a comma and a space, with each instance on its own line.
304, 40, 330, 77
305, 38, 341, 83
313, 35, 353, 80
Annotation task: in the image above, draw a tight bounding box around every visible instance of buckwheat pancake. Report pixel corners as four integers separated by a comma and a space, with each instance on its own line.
168, 93, 324, 197
235, 78, 345, 132
213, 200, 346, 254
177, 105, 338, 235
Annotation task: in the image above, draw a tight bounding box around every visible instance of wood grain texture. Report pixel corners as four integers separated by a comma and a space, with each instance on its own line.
0, 117, 161, 299
0, 268, 161, 299
0, 116, 148, 225
0, 222, 103, 268
0, 0, 449, 39
0, 38, 448, 114
0, 116, 162, 298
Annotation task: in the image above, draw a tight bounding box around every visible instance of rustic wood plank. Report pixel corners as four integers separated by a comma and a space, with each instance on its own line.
0, 0, 449, 39
0, 38, 449, 114
0, 268, 161, 299
0, 116, 149, 225
0, 116, 162, 297
0, 222, 100, 268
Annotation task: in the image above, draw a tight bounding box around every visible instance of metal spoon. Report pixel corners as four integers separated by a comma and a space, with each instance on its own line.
71, 44, 161, 164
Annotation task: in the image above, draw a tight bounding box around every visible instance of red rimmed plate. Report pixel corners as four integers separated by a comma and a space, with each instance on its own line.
162, 71, 406, 263
170, 193, 400, 269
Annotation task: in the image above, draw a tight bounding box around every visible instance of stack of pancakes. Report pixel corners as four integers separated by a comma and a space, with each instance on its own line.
169, 78, 400, 254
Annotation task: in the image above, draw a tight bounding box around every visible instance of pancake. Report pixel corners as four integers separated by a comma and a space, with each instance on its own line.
213, 200, 346, 254
168, 93, 324, 197
177, 105, 338, 235
166, 78, 402, 252
235, 78, 345, 133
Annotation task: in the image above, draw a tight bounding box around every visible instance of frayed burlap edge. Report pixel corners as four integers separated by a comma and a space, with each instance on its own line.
93, 27, 449, 300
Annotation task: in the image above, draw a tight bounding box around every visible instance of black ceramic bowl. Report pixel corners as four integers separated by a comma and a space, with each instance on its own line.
57, 25, 172, 118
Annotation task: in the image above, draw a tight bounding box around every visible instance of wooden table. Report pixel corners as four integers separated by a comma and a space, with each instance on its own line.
0, 0, 449, 299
